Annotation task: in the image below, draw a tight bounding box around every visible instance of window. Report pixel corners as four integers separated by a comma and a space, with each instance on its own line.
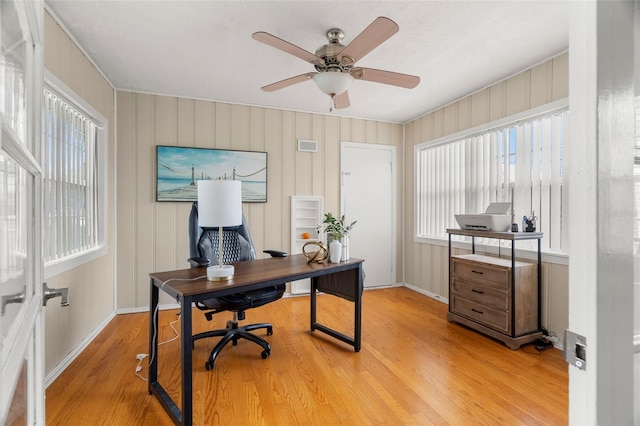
42, 72, 107, 277
415, 101, 568, 255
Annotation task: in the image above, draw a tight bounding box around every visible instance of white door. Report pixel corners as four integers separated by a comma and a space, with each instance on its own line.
0, 1, 45, 424
341, 142, 395, 288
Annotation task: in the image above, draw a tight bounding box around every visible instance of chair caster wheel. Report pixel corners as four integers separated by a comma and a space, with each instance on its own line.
261, 350, 270, 359
205, 361, 214, 371
267, 327, 273, 336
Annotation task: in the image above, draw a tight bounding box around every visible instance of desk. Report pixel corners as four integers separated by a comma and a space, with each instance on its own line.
148, 254, 364, 426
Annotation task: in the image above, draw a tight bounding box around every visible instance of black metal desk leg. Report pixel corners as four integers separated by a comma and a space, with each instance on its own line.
181, 296, 193, 425
511, 241, 516, 338
310, 277, 317, 331
148, 279, 159, 393
353, 265, 363, 352
538, 238, 542, 330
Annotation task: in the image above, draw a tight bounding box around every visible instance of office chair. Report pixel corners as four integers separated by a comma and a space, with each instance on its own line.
188, 202, 286, 370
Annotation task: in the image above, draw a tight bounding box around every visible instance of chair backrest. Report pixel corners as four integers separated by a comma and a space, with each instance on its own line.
188, 202, 256, 265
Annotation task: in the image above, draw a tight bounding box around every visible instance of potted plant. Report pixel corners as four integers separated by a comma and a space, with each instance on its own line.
318, 213, 357, 263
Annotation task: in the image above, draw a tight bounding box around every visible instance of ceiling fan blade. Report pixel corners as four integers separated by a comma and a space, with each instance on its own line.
252, 31, 324, 66
337, 17, 399, 64
261, 72, 316, 92
333, 91, 350, 109
351, 67, 420, 89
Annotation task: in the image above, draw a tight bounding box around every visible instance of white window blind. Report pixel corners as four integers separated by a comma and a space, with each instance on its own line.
42, 88, 100, 263
0, 153, 28, 275
415, 108, 567, 253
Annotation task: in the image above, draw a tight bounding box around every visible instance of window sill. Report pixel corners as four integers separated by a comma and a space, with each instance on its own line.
414, 236, 568, 266
44, 245, 109, 279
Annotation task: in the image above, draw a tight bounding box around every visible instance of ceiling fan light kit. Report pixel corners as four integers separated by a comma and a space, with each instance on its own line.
252, 16, 420, 110
312, 72, 353, 96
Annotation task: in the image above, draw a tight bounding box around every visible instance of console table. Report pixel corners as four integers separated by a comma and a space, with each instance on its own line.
446, 229, 543, 349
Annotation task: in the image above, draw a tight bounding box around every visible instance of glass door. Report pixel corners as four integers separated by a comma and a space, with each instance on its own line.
635, 6, 640, 422
635, 90, 640, 426
0, 0, 44, 423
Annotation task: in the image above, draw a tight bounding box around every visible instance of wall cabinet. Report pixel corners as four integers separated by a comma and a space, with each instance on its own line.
446, 229, 543, 349
289, 196, 324, 294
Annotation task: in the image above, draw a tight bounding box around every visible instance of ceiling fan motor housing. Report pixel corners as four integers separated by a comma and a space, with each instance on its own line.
314, 28, 353, 73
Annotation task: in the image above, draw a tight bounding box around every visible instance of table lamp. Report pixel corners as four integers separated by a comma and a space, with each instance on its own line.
197, 179, 242, 281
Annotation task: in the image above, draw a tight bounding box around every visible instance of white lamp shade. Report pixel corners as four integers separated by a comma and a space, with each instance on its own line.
197, 180, 242, 228
312, 72, 353, 96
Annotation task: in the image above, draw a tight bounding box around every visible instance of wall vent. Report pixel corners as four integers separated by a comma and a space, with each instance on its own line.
298, 139, 318, 152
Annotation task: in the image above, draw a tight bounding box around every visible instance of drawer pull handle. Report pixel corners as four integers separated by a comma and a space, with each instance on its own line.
471, 289, 484, 294
471, 270, 484, 275
471, 308, 484, 314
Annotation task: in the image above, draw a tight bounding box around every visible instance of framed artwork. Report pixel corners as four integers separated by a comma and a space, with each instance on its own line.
156, 145, 267, 202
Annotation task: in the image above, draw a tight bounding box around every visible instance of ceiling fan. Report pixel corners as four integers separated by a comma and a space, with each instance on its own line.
252, 16, 420, 110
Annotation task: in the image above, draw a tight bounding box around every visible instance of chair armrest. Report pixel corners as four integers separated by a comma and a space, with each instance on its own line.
263, 250, 288, 258
188, 257, 210, 267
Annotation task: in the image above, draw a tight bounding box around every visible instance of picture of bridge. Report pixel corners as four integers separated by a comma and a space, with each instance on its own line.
156, 146, 267, 202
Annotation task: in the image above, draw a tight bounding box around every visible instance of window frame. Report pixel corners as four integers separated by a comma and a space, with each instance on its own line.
413, 99, 569, 265
42, 70, 108, 279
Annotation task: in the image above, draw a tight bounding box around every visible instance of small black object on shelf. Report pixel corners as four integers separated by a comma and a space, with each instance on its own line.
523, 216, 536, 232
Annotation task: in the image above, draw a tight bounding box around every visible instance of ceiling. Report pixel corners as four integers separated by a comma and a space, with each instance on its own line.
45, 1, 570, 123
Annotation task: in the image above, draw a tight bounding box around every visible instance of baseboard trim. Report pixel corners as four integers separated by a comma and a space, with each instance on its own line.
45, 311, 117, 388
116, 303, 180, 315
284, 282, 403, 298
402, 283, 449, 304
365, 283, 404, 290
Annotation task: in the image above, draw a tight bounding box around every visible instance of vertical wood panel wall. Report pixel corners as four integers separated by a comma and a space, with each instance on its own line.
404, 53, 570, 339
116, 92, 404, 309
43, 11, 116, 376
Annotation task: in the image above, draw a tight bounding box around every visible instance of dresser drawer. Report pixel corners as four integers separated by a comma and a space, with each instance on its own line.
450, 296, 509, 334
451, 257, 509, 289
451, 278, 509, 311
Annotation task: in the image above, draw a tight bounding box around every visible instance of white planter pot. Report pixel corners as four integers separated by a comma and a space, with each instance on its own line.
340, 234, 349, 261
329, 239, 342, 263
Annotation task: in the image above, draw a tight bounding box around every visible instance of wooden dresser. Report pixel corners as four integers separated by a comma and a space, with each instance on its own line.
446, 229, 543, 349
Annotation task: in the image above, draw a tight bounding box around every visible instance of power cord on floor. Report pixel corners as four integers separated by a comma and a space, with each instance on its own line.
135, 275, 206, 382
521, 344, 543, 356
521, 327, 559, 356
135, 312, 181, 381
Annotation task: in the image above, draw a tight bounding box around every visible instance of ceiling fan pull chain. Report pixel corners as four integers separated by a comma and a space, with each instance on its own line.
329, 95, 334, 112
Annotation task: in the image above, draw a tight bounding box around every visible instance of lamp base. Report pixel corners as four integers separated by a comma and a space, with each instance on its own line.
207, 265, 235, 281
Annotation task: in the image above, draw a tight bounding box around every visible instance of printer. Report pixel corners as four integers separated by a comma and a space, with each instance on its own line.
455, 202, 512, 231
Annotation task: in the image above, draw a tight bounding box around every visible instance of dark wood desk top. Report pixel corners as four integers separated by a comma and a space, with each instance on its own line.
150, 254, 363, 300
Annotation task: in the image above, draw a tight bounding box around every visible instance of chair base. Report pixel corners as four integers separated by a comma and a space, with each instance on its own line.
192, 319, 273, 370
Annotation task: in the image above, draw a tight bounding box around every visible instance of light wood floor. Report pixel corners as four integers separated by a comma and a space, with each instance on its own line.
46, 287, 567, 425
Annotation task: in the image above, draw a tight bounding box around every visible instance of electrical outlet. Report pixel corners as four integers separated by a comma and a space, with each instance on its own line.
546, 335, 560, 346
